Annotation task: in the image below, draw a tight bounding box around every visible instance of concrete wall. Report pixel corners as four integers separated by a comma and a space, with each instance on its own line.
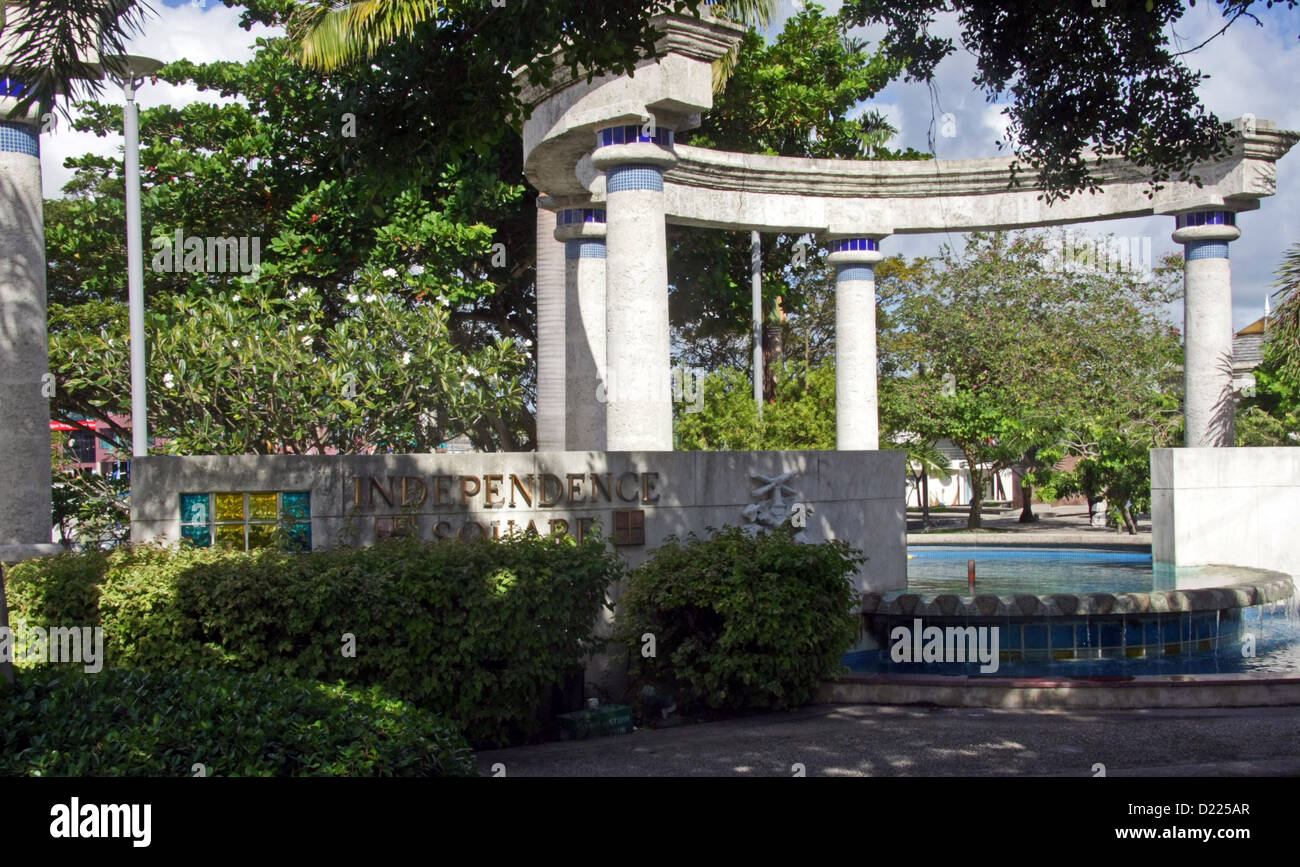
131, 450, 907, 593
1152, 447, 1300, 577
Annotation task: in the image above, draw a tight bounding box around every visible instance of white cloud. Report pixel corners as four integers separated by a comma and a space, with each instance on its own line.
39, 1, 280, 198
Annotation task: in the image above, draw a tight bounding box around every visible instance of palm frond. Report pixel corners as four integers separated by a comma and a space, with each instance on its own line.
708, 0, 776, 93
291, 0, 441, 72
905, 438, 953, 483
0, 0, 154, 120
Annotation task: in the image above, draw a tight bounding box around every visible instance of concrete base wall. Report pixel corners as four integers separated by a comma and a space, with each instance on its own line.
1152, 447, 1300, 577
130, 450, 907, 593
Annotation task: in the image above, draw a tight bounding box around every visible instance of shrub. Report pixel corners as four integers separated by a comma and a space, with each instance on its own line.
5, 550, 107, 629
0, 668, 476, 776
7, 533, 622, 746
618, 526, 863, 711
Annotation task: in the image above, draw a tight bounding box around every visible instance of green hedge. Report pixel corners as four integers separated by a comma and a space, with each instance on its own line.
0, 668, 476, 776
617, 526, 863, 711
6, 534, 622, 746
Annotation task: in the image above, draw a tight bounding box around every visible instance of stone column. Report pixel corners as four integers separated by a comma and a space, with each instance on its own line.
0, 96, 61, 563
827, 236, 885, 450
534, 200, 567, 452
556, 206, 607, 451
1173, 211, 1239, 447
590, 123, 677, 451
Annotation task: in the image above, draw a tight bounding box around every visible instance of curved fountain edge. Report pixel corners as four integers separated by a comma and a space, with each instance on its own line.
860, 566, 1296, 619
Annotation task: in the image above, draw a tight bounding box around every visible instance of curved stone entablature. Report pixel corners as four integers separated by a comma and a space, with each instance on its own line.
518, 11, 1299, 235
520, 8, 1298, 456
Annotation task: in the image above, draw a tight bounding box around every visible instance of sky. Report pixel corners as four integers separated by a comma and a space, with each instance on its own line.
40, 0, 1300, 330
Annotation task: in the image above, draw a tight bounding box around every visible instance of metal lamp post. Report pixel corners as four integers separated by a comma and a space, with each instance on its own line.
97, 55, 163, 459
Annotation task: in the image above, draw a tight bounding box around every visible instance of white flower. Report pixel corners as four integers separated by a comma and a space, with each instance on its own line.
408, 264, 425, 276
231, 294, 241, 302
465, 365, 480, 377
231, 339, 240, 348
523, 338, 533, 348
435, 294, 448, 305
346, 293, 359, 304
301, 336, 312, 346
382, 267, 397, 278
163, 373, 176, 388
364, 294, 377, 303
401, 351, 411, 365
297, 324, 307, 331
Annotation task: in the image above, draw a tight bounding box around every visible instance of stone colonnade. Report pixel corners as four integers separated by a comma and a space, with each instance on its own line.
535, 126, 1246, 453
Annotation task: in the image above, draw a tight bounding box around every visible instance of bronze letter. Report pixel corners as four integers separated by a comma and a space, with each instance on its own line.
484, 474, 504, 507
567, 473, 585, 503
457, 521, 484, 541
540, 473, 564, 507
433, 475, 453, 506
460, 475, 481, 506
510, 474, 534, 507
549, 518, 570, 538
642, 472, 660, 504
617, 472, 639, 502
401, 476, 428, 507
590, 473, 612, 502
370, 476, 396, 507
433, 520, 452, 540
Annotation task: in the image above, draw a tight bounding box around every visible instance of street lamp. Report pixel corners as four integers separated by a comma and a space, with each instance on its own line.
96, 54, 163, 459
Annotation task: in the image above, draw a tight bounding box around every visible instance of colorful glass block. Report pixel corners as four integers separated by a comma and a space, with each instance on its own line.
247, 524, 277, 550
249, 492, 277, 521
282, 492, 311, 520
285, 522, 312, 552
215, 493, 245, 522
180, 493, 210, 524
181, 524, 211, 548
215, 524, 245, 548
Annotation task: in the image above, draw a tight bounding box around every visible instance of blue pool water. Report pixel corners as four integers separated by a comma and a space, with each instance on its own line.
903, 546, 1155, 596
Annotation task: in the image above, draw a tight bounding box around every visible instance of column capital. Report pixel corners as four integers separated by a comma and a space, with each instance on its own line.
590, 124, 677, 173
554, 206, 607, 242
1172, 210, 1240, 246
826, 236, 884, 267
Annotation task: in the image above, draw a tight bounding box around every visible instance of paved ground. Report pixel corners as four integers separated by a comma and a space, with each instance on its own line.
477, 703, 1300, 777
908, 503, 1151, 543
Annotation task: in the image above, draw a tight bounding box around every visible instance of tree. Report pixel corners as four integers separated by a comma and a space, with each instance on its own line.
839, 0, 1298, 201
53, 284, 526, 455
674, 361, 836, 450
45, 3, 540, 452
1238, 242, 1300, 444
887, 231, 1183, 529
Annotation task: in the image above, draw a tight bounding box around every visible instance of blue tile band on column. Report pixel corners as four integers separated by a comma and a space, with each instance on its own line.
1175, 211, 1235, 229
558, 208, 606, 225
565, 239, 607, 259
606, 164, 664, 193
596, 125, 674, 148
1185, 241, 1230, 260
0, 77, 27, 97
831, 238, 879, 253
0, 122, 39, 156
836, 264, 876, 282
